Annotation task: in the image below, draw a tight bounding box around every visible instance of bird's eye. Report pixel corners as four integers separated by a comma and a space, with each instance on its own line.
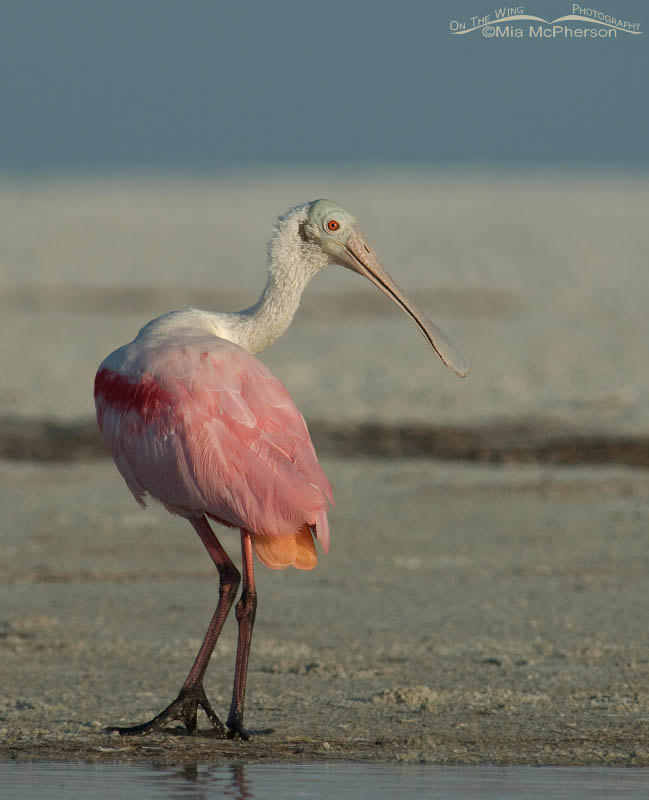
326, 219, 340, 232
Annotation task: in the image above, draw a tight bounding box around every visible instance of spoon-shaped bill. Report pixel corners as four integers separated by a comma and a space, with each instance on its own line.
340, 228, 470, 378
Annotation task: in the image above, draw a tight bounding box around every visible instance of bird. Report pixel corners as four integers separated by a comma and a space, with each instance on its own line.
94, 199, 469, 741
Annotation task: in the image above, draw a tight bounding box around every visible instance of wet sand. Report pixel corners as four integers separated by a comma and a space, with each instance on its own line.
1, 170, 649, 764
2, 458, 649, 765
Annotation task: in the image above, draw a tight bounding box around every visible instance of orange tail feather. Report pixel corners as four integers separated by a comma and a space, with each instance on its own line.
251, 525, 317, 571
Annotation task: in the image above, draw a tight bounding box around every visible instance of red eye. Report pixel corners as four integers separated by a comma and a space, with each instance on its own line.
327, 219, 340, 232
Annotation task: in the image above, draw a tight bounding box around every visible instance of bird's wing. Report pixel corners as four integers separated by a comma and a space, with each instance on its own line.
96, 336, 332, 548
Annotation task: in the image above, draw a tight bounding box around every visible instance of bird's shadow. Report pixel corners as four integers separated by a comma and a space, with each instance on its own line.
104, 725, 275, 739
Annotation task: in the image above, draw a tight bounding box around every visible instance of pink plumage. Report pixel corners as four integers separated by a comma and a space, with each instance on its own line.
93, 200, 466, 740
95, 332, 333, 568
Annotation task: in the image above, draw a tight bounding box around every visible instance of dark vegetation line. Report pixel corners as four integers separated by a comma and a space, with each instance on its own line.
1, 417, 648, 468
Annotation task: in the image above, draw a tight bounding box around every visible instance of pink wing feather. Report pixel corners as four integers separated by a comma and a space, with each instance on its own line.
95, 334, 333, 558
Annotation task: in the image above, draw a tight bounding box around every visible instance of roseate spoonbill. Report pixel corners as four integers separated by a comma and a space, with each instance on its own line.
94, 199, 469, 740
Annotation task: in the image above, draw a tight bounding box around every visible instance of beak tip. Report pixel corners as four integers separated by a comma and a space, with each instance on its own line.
436, 342, 470, 378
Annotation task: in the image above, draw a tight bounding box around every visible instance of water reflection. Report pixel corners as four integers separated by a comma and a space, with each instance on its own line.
147, 762, 253, 799
3, 762, 649, 799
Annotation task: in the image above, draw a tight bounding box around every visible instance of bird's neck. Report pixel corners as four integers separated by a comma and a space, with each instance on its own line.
220, 205, 328, 354
235, 261, 315, 354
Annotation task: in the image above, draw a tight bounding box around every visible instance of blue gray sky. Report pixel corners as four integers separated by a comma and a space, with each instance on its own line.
1, 0, 647, 170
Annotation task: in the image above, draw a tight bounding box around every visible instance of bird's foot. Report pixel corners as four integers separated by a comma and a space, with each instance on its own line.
105, 684, 227, 737
226, 712, 251, 741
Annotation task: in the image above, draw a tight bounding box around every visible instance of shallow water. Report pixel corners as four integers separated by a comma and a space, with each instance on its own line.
2, 763, 649, 799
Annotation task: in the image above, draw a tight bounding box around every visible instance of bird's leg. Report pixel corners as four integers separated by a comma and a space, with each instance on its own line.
226, 530, 257, 740
107, 516, 240, 737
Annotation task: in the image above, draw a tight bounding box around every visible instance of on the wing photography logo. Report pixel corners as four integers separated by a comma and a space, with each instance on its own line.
449, 3, 643, 38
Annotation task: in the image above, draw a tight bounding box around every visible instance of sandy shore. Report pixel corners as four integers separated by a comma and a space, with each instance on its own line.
1, 170, 648, 764
1, 169, 648, 434
2, 457, 649, 765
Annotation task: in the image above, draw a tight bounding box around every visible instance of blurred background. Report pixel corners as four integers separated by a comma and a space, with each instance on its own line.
1, 0, 648, 438
2, 1, 649, 764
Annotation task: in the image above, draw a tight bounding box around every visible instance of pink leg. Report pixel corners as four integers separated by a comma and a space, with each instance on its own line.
107, 515, 240, 737
226, 530, 257, 740
182, 516, 241, 689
